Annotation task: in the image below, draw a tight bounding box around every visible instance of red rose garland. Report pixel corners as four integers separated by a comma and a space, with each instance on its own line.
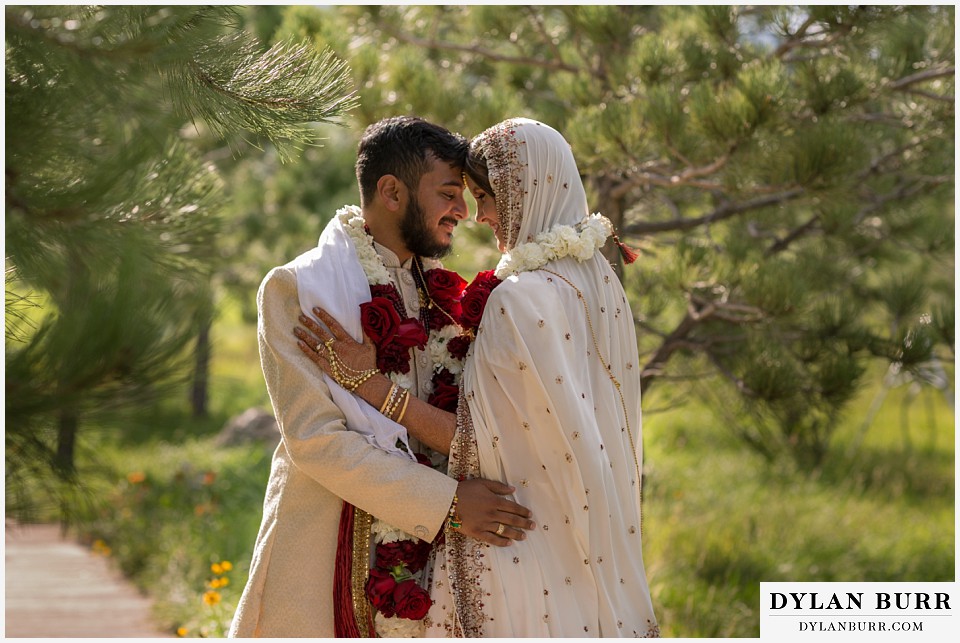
340, 207, 503, 633
356, 268, 501, 631
459, 270, 502, 335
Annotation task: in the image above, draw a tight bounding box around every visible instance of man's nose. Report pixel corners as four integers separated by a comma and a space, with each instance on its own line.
451, 194, 468, 220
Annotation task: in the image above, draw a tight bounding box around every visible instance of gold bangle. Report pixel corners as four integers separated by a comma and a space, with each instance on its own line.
393, 389, 410, 424
384, 386, 405, 420
379, 383, 398, 414
448, 492, 461, 530
381, 384, 400, 417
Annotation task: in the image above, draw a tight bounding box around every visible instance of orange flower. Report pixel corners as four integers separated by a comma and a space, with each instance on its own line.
202, 471, 216, 486
202, 590, 221, 606
220, 560, 233, 572
176, 627, 188, 637
210, 562, 223, 575
92, 539, 112, 556
126, 471, 146, 484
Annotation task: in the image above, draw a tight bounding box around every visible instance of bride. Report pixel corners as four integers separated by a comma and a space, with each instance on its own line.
298, 118, 659, 637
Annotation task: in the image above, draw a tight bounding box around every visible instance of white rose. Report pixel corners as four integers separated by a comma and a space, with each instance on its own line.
389, 371, 414, 390
510, 242, 548, 272
375, 613, 426, 638
371, 519, 419, 544
427, 326, 464, 375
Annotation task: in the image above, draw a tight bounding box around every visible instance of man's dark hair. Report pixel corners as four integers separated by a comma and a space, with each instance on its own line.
356, 116, 468, 206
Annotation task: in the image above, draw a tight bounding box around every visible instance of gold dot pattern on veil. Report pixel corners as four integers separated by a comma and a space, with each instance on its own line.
540, 268, 645, 536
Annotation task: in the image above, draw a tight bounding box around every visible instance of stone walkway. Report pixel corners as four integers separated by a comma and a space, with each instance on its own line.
5, 523, 172, 638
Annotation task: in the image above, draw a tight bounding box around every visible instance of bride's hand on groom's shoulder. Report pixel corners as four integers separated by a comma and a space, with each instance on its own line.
294, 307, 378, 381
455, 478, 536, 547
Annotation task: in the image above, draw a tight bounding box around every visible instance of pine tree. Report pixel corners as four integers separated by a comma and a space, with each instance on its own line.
5, 5, 357, 518
290, 5, 953, 466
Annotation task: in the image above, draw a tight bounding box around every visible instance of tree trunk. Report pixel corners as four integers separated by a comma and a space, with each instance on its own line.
191, 314, 211, 418
55, 408, 78, 475
590, 172, 627, 278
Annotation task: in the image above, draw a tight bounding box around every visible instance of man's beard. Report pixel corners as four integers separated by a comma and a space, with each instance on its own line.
400, 195, 453, 259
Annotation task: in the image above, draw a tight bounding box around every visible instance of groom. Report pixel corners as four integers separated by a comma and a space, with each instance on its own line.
229, 116, 534, 637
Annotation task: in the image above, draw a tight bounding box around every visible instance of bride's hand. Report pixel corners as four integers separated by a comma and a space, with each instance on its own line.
294, 307, 378, 384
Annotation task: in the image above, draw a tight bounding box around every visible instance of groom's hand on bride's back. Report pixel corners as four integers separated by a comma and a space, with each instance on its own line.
455, 478, 536, 547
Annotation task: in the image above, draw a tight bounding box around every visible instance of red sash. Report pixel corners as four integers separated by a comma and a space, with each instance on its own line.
333, 502, 376, 637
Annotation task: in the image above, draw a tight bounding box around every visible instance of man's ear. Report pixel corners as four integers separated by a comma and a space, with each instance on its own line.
377, 174, 407, 213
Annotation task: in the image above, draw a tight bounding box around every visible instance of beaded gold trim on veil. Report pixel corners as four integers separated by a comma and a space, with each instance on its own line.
443, 386, 487, 636
469, 119, 526, 249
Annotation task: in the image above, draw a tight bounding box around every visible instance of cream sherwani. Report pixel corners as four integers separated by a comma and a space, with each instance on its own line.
229, 228, 458, 638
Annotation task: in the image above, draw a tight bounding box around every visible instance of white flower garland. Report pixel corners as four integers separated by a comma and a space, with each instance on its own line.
339, 205, 392, 286
495, 213, 613, 279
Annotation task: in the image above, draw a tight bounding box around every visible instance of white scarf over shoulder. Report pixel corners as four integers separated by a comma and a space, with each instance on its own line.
291, 210, 415, 461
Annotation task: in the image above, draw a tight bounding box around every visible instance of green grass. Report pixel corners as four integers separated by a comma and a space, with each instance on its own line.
58, 303, 954, 638
641, 372, 954, 637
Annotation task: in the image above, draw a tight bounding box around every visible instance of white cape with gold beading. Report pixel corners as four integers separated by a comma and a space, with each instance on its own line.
425, 256, 659, 638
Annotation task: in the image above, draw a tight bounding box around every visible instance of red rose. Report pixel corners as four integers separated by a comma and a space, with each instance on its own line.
393, 318, 428, 349
365, 568, 398, 617
375, 541, 408, 570
370, 285, 405, 316
415, 452, 433, 467
460, 270, 502, 330
393, 579, 432, 620
424, 269, 467, 306
428, 369, 459, 413
377, 341, 412, 375
424, 269, 467, 330
426, 300, 463, 331
375, 540, 432, 573
360, 297, 402, 346
446, 334, 472, 361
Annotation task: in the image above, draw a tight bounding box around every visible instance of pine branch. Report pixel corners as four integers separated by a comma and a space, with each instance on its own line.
772, 14, 819, 58
887, 66, 955, 91
640, 298, 718, 391
887, 66, 955, 104
523, 7, 568, 70
765, 214, 822, 256
378, 19, 582, 74
174, 36, 358, 159
611, 151, 734, 200
622, 188, 805, 236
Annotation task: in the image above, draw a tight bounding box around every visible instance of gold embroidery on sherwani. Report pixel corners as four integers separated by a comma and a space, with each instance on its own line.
351, 508, 375, 636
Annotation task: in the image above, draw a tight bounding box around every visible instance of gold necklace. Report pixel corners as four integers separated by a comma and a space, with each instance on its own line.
413, 256, 463, 329
540, 268, 644, 533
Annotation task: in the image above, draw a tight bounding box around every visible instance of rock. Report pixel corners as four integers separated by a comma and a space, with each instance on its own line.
216, 408, 280, 448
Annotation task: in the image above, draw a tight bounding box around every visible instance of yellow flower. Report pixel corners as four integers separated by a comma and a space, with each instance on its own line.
176, 627, 188, 637
210, 562, 223, 575
92, 540, 112, 556
219, 576, 230, 587
220, 560, 233, 571
207, 578, 220, 589
202, 590, 221, 606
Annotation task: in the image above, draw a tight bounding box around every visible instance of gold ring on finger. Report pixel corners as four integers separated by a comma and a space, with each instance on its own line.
495, 523, 505, 536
